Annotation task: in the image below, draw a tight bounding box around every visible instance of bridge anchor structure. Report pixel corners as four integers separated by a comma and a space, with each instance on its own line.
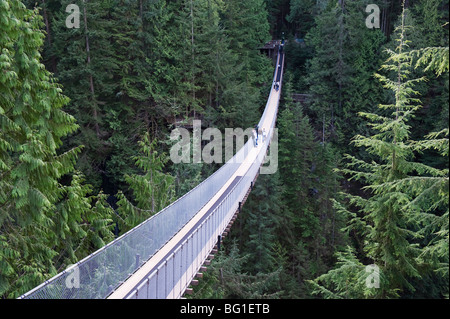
19, 50, 284, 300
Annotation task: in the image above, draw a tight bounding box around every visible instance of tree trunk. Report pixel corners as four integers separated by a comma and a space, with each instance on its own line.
190, 0, 196, 119
41, 0, 57, 73
82, 0, 100, 138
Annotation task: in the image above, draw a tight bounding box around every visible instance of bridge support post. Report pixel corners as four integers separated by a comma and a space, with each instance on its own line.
135, 253, 140, 269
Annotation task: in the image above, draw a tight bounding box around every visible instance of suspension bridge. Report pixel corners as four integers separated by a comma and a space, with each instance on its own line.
19, 48, 285, 299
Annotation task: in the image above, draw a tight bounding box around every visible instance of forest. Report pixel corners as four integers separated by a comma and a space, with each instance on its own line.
0, 0, 448, 299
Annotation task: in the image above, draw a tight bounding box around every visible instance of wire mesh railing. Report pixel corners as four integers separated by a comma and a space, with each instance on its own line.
19, 51, 284, 299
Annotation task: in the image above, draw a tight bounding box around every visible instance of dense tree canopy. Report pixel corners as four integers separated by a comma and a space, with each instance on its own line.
0, 0, 448, 299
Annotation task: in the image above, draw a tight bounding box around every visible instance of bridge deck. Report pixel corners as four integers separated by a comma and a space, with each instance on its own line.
20, 51, 284, 300
108, 53, 284, 299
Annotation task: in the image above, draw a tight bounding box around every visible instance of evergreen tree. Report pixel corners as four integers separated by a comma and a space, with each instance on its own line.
408, 0, 449, 140
263, 0, 290, 37
278, 88, 319, 244
314, 3, 448, 298
305, 0, 351, 143
286, 0, 316, 37
221, 0, 272, 129
48, 0, 118, 189
277, 81, 343, 296
9, 0, 446, 300
189, 241, 281, 299
116, 132, 175, 232
34, 0, 177, 191
309, 245, 381, 299
305, 0, 385, 149
0, 0, 114, 298
242, 173, 280, 275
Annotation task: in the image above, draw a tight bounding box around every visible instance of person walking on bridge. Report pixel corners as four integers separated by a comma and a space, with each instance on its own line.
252, 129, 258, 147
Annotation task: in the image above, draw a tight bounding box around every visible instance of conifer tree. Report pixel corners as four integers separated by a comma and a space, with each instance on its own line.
242, 173, 280, 275
286, 0, 316, 36
305, 0, 351, 142
277, 81, 342, 295
0, 0, 114, 298
221, 0, 272, 129
305, 0, 385, 148
309, 245, 378, 299
116, 132, 175, 232
48, 0, 118, 189
313, 2, 448, 298
278, 88, 316, 214
189, 241, 281, 299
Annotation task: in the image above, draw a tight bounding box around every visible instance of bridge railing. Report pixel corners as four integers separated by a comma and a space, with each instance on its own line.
20, 140, 256, 299
127, 112, 275, 299
125, 52, 284, 299
20, 51, 283, 300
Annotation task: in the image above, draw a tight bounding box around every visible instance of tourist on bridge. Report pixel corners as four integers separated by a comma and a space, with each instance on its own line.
252, 129, 258, 147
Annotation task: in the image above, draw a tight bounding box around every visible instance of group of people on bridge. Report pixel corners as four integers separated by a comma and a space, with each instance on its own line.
274, 36, 284, 91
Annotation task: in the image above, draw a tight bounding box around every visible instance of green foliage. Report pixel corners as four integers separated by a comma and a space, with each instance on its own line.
192, 0, 448, 300
0, 0, 115, 298
25, 0, 273, 193
411, 46, 449, 77
305, 0, 385, 148
5, 0, 446, 300
188, 241, 282, 299
309, 246, 386, 299
411, 0, 448, 48
213, 80, 344, 299
242, 173, 280, 275
286, 0, 316, 36
116, 132, 175, 232
218, 0, 273, 129
317, 3, 449, 298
